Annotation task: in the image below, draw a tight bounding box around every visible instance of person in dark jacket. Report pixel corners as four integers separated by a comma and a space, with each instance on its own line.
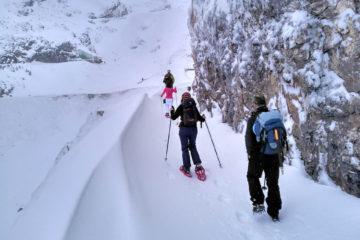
170, 92, 205, 176
163, 69, 175, 88
245, 94, 282, 221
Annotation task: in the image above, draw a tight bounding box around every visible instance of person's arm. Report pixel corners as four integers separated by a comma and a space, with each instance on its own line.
195, 107, 205, 122
245, 113, 257, 158
171, 105, 182, 120
173, 87, 177, 93
160, 88, 166, 97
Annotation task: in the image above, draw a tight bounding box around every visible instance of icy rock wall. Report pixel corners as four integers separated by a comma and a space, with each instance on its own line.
189, 0, 360, 197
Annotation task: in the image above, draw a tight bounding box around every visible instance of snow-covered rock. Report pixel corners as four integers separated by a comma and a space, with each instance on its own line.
189, 0, 360, 197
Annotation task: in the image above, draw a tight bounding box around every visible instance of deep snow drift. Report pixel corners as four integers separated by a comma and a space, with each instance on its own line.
1, 0, 360, 240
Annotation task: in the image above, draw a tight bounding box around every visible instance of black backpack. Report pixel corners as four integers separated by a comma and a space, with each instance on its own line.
182, 99, 198, 127
164, 77, 173, 87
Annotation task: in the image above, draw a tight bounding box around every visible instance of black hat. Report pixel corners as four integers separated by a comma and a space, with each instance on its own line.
254, 94, 266, 106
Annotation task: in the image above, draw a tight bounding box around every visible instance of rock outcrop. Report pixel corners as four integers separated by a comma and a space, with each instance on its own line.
189, 0, 360, 197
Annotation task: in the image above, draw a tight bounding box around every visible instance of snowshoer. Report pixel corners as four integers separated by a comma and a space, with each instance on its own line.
170, 92, 206, 180
161, 86, 177, 118
163, 69, 175, 88
245, 94, 284, 222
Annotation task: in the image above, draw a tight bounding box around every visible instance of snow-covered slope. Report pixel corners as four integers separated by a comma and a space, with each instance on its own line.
0, 0, 193, 96
1, 0, 360, 240
64, 94, 360, 240
1, 0, 194, 238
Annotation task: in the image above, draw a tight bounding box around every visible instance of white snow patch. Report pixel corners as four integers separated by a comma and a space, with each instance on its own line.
350, 157, 360, 166
331, 33, 342, 46
328, 121, 337, 131
282, 10, 314, 41
336, 8, 355, 34
291, 99, 306, 124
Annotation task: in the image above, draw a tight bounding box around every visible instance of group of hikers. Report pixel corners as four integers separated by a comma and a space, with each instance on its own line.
160, 70, 287, 222
161, 70, 207, 180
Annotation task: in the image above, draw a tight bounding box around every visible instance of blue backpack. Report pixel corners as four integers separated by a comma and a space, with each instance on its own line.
252, 110, 286, 155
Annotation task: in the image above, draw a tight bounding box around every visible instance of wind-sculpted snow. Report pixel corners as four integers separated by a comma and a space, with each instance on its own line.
1, 90, 146, 240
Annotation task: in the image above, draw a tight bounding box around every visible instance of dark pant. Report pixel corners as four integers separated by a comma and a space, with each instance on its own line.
179, 127, 201, 169
247, 154, 282, 216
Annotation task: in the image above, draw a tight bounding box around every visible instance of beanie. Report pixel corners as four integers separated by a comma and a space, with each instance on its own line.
182, 92, 191, 100
254, 94, 266, 106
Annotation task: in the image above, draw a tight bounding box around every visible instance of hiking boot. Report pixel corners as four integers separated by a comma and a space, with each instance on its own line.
182, 166, 190, 174
195, 164, 204, 172
180, 165, 192, 177
252, 204, 265, 214
195, 164, 206, 181
271, 215, 280, 222
267, 209, 279, 222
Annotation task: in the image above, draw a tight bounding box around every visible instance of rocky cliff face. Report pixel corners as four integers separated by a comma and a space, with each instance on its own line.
189, 0, 360, 197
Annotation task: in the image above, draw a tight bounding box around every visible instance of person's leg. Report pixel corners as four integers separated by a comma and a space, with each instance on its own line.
167, 98, 173, 108
179, 127, 191, 169
264, 155, 282, 218
165, 99, 172, 114
246, 158, 264, 205
188, 127, 201, 165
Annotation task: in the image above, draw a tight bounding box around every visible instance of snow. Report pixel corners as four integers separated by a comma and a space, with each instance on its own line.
281, 10, 314, 42
331, 33, 342, 46
328, 121, 337, 131
350, 157, 360, 166
291, 99, 306, 124
1, 0, 360, 240
336, 8, 355, 34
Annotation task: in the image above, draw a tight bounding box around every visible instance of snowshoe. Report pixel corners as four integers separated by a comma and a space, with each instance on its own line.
195, 165, 206, 181
180, 166, 192, 178
252, 204, 265, 214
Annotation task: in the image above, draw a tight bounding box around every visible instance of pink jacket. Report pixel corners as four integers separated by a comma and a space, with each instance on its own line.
161, 87, 177, 99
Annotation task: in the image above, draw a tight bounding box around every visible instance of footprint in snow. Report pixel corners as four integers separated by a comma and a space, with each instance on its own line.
236, 211, 248, 223
167, 172, 175, 180
213, 179, 226, 187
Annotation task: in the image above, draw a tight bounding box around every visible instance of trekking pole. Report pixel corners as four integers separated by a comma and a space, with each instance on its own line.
165, 118, 172, 161
160, 98, 163, 113
160, 98, 165, 115
175, 89, 178, 106
204, 121, 222, 168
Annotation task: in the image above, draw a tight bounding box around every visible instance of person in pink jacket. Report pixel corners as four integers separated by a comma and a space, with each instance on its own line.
161, 87, 177, 118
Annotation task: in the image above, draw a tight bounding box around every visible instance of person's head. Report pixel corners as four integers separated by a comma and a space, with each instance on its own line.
253, 93, 266, 108
167, 69, 171, 73
182, 92, 191, 101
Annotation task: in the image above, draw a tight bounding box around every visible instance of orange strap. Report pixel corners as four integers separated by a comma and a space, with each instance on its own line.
274, 129, 279, 140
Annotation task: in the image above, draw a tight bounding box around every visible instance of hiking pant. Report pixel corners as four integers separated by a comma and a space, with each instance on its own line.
164, 98, 173, 114
179, 127, 201, 169
247, 154, 282, 215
